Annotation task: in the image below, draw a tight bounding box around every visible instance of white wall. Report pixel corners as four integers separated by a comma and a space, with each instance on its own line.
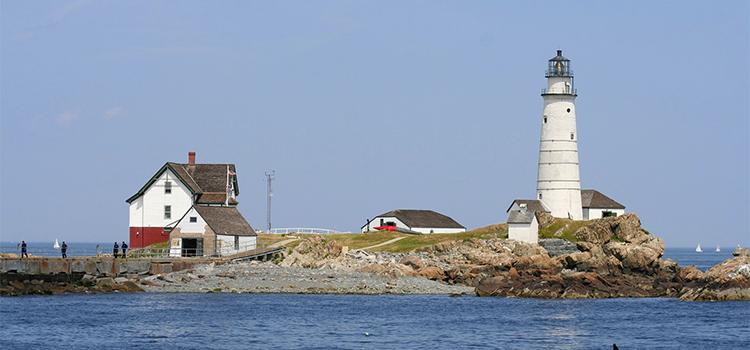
129, 169, 194, 228
216, 235, 257, 256
361, 216, 464, 234
584, 208, 626, 220
411, 227, 466, 234
537, 74, 582, 220
508, 217, 539, 244
172, 207, 206, 233
361, 216, 407, 233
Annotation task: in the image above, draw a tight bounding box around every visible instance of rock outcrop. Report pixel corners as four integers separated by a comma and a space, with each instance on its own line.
270, 213, 748, 301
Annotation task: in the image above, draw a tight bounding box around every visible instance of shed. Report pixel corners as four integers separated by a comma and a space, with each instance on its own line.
361, 209, 466, 234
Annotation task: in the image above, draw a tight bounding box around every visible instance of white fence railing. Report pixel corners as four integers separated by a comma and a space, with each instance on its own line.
268, 228, 352, 234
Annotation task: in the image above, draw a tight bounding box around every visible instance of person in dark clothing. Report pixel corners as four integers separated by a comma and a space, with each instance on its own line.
113, 242, 119, 258
121, 241, 128, 258
21, 241, 28, 258
61, 241, 68, 258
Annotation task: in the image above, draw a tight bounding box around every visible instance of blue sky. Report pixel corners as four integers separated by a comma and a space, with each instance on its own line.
1, 1, 748, 248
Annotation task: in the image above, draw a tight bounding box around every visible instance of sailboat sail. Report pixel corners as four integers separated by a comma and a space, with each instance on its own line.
54, 239, 60, 249
715, 245, 721, 252
695, 244, 702, 253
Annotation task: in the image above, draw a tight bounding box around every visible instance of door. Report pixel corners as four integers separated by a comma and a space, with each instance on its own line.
182, 238, 204, 257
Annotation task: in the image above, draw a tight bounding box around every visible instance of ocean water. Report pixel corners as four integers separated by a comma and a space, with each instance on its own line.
663, 247, 738, 272
1, 293, 748, 349
2, 247, 748, 349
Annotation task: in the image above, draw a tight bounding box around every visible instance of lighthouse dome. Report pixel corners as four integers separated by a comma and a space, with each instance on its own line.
546, 50, 573, 77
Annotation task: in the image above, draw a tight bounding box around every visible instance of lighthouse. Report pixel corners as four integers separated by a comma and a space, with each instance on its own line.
536, 50, 583, 220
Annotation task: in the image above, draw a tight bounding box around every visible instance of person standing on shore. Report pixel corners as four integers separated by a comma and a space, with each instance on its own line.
61, 241, 68, 258
21, 241, 28, 258
113, 242, 119, 258
121, 241, 128, 258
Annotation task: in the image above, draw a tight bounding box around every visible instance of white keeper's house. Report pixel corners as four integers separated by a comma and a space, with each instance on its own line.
506, 50, 626, 244
126, 152, 256, 256
362, 209, 466, 234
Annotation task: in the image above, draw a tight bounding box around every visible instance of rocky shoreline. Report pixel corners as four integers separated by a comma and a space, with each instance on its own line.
2, 213, 749, 300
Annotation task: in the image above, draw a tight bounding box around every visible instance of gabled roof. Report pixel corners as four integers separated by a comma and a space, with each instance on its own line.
189, 206, 256, 236
506, 199, 550, 213
507, 210, 538, 224
370, 209, 465, 229
126, 162, 238, 203
581, 189, 625, 209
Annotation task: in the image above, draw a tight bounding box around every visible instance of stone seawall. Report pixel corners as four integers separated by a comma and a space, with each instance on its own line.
0, 257, 224, 283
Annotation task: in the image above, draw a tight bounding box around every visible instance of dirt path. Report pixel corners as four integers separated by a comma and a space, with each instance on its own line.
355, 236, 408, 251
269, 238, 301, 248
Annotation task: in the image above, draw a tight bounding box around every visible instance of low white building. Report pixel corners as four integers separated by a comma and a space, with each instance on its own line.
506, 200, 550, 244
581, 189, 625, 220
361, 209, 466, 234
169, 206, 257, 257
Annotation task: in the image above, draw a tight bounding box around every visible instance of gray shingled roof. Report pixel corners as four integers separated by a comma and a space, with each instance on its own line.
126, 162, 239, 203
507, 210, 538, 224
581, 189, 625, 209
375, 209, 465, 229
193, 206, 256, 236
506, 200, 550, 213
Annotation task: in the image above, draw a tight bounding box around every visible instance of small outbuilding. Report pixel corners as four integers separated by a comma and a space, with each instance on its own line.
506, 200, 550, 244
581, 189, 625, 220
169, 206, 257, 257
361, 209, 466, 234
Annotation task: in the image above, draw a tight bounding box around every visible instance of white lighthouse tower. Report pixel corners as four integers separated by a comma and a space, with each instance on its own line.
536, 50, 583, 220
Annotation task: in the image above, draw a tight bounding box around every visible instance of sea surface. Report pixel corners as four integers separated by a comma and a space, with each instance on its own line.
1, 247, 748, 349
1, 293, 748, 349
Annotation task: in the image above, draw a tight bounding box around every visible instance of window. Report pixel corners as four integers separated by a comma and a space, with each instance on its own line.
189, 217, 197, 223
234, 236, 239, 250
566, 108, 571, 113
165, 181, 172, 194
164, 205, 171, 219
543, 116, 547, 124
571, 133, 575, 140
539, 193, 542, 199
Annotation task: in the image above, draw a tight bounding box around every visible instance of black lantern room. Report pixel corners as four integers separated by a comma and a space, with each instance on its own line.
545, 50, 573, 77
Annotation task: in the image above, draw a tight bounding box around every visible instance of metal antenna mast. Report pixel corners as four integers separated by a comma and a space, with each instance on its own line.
265, 171, 275, 233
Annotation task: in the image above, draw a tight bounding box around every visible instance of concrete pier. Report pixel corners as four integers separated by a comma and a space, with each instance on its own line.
0, 257, 226, 283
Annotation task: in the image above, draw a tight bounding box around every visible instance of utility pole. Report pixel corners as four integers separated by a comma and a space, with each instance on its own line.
265, 171, 275, 233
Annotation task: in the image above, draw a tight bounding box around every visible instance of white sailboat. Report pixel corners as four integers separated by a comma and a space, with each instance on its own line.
53, 239, 60, 249
715, 245, 720, 252
695, 244, 702, 253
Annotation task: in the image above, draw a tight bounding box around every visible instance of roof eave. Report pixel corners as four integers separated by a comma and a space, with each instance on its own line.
126, 163, 199, 203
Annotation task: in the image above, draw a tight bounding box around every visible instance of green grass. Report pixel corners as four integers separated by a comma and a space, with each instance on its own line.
146, 241, 169, 249
538, 218, 591, 241
277, 223, 507, 254
327, 231, 406, 250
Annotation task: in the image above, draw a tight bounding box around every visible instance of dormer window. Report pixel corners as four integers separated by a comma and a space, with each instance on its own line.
165, 181, 172, 194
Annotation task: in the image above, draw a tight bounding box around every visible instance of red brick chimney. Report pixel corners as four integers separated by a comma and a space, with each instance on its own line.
188, 152, 196, 166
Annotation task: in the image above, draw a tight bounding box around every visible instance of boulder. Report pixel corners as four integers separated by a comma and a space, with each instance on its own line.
502, 240, 547, 257
415, 266, 445, 280
604, 242, 660, 273
733, 247, 750, 257
678, 265, 705, 281
399, 255, 426, 270
704, 256, 750, 280
512, 254, 561, 273
573, 226, 612, 244
121, 281, 145, 292
96, 277, 115, 286
609, 213, 647, 243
